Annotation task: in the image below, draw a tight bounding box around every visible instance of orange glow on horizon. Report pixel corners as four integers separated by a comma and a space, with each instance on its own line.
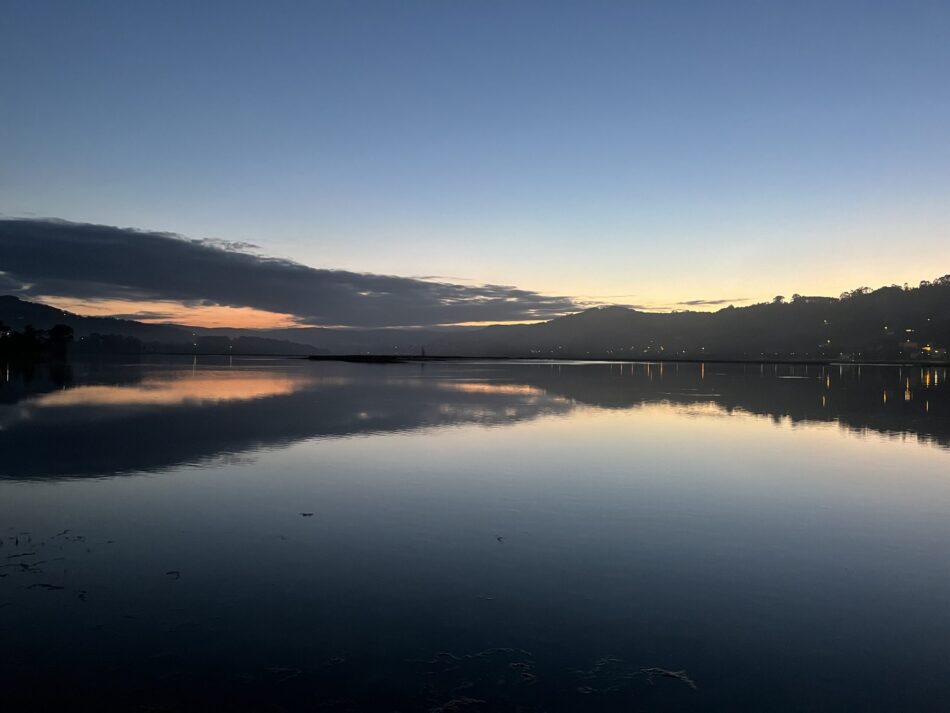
35, 296, 560, 329
437, 319, 546, 327
38, 296, 302, 329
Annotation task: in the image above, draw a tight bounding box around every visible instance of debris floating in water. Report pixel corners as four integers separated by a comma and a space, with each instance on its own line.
638, 667, 697, 690
572, 657, 697, 695
428, 696, 487, 712
266, 666, 301, 682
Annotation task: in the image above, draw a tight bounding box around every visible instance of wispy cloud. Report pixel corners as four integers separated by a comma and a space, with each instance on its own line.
196, 238, 261, 253
0, 218, 580, 328
676, 297, 748, 306
105, 311, 182, 321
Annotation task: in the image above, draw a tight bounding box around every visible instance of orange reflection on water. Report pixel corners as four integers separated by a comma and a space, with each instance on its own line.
33, 371, 316, 408
439, 382, 545, 396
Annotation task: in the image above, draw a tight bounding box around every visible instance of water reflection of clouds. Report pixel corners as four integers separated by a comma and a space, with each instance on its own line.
439, 382, 546, 396
0, 361, 575, 479
32, 371, 320, 407
1, 360, 948, 480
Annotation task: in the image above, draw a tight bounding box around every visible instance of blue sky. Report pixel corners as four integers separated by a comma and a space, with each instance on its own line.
2, 0, 949, 321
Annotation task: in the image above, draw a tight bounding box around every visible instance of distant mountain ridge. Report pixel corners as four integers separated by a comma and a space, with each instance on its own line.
0, 295, 455, 355
3, 275, 949, 361
0, 296, 316, 355
200, 325, 451, 355
431, 279, 950, 361
0, 295, 191, 342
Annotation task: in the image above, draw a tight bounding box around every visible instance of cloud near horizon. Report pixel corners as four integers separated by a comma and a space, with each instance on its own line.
0, 219, 580, 328
676, 297, 748, 306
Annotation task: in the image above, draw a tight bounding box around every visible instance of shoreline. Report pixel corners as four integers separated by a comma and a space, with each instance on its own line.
303, 354, 950, 367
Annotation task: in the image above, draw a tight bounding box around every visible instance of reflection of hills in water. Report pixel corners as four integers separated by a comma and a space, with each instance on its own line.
508, 361, 950, 449
1, 358, 948, 479
0, 359, 572, 479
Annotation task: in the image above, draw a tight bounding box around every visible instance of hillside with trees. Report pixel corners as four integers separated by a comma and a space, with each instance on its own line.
0, 322, 74, 361
430, 277, 950, 362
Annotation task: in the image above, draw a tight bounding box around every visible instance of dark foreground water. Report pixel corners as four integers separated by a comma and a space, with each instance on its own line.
2, 357, 950, 712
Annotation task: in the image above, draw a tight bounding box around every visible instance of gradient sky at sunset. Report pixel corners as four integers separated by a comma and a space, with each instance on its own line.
2, 0, 949, 327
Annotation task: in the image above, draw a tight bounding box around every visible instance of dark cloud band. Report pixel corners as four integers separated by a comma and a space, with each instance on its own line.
0, 219, 579, 327
676, 297, 748, 306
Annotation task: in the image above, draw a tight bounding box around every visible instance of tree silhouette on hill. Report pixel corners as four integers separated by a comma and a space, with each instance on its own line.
0, 322, 73, 361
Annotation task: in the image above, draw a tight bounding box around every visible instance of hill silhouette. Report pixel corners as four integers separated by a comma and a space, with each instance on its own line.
0, 296, 316, 355
0, 295, 190, 342
0, 296, 448, 355
3, 275, 949, 361
431, 278, 950, 362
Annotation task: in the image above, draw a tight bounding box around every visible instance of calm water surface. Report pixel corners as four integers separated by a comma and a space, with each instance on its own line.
2, 358, 950, 711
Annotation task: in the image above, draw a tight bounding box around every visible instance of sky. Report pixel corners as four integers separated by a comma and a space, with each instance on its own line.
1, 0, 949, 328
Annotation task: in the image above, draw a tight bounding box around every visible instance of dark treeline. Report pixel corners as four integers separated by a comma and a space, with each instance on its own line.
0, 296, 317, 356
138, 335, 318, 355
0, 322, 145, 359
0, 322, 323, 360
0, 321, 74, 361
